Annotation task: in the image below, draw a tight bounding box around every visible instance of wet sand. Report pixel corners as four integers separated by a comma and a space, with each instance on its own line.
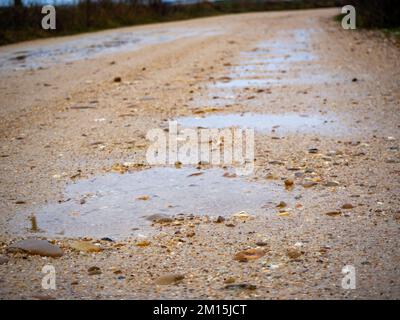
0, 8, 399, 299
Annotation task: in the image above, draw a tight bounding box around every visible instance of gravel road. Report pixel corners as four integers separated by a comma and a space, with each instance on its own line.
0, 8, 399, 299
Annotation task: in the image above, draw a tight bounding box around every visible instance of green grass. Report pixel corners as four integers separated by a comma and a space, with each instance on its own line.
334, 13, 344, 22
382, 27, 400, 44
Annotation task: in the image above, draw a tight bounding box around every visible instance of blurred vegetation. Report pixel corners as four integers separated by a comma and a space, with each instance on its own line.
336, 0, 400, 42
0, 0, 345, 45
349, 0, 400, 29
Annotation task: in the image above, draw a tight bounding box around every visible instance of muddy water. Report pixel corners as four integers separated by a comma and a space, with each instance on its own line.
0, 27, 221, 71
177, 112, 349, 136
12, 168, 291, 239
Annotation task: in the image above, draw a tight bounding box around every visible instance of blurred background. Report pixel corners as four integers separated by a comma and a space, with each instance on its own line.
0, 0, 399, 45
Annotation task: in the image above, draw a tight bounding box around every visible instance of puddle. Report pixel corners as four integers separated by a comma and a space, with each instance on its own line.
241, 51, 316, 62
177, 113, 348, 135
214, 79, 273, 88
216, 72, 341, 88
232, 62, 289, 73
187, 29, 345, 113
11, 167, 289, 239
0, 27, 221, 71
197, 28, 342, 92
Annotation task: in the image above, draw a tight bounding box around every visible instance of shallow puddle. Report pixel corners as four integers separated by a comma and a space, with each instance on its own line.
177, 113, 347, 135
0, 27, 221, 71
204, 28, 341, 91
213, 72, 340, 88
12, 168, 289, 239
214, 79, 273, 88
241, 51, 316, 63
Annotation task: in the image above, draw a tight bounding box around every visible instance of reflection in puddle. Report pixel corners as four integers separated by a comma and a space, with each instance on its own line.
13, 168, 288, 239
177, 113, 346, 135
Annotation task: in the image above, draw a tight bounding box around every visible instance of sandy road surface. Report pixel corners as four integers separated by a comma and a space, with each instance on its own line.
0, 8, 399, 299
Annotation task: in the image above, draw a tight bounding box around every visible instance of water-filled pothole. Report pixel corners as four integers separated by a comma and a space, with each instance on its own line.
189, 28, 342, 111
12, 168, 290, 239
177, 113, 347, 135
